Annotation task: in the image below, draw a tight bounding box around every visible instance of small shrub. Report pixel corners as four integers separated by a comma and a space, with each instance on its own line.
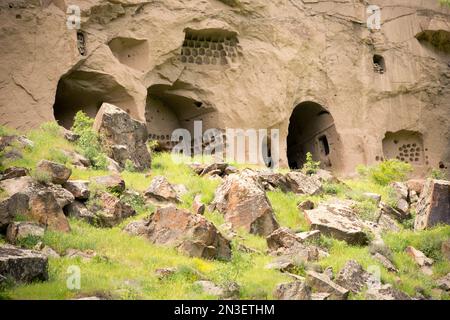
354, 199, 379, 222
71, 111, 108, 170
124, 159, 137, 173
357, 160, 412, 186
16, 235, 42, 249
147, 140, 159, 153
302, 152, 320, 175
31, 169, 51, 184
430, 168, 447, 180
48, 148, 69, 165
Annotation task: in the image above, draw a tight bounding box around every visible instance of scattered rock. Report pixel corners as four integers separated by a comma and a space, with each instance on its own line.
335, 260, 370, 294
210, 169, 279, 236
406, 179, 425, 195
94, 103, 151, 171
60, 150, 91, 168
194, 280, 239, 299
437, 273, 450, 291
306, 270, 349, 300
365, 284, 411, 300
91, 175, 125, 194
192, 194, 205, 215
414, 179, 450, 230
285, 172, 322, 195
274, 281, 312, 300
6, 222, 45, 244
46, 183, 75, 208
257, 171, 290, 192
304, 199, 369, 245
379, 201, 410, 222
266, 227, 303, 252
64, 201, 95, 224
265, 257, 297, 273
311, 292, 331, 300
390, 182, 410, 213
63, 129, 80, 142
62, 180, 90, 200
65, 249, 98, 262
372, 253, 398, 273
324, 266, 334, 280
297, 200, 315, 211
0, 192, 29, 232
106, 156, 121, 173
89, 192, 136, 227
144, 206, 231, 260
0, 244, 48, 283
144, 176, 181, 204
0, 167, 29, 181
313, 169, 337, 183
40, 246, 60, 258
36, 160, 71, 184
155, 267, 177, 280
200, 163, 229, 177
296, 230, 321, 242
123, 219, 149, 237
405, 246, 433, 275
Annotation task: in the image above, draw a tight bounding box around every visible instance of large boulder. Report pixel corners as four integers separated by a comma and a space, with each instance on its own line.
36, 160, 71, 184
304, 199, 369, 245
88, 192, 136, 227
91, 175, 125, 194
285, 172, 322, 195
62, 180, 90, 200
0, 167, 29, 181
365, 284, 411, 300
0, 192, 29, 232
390, 182, 410, 214
414, 179, 450, 230
0, 244, 48, 283
141, 206, 231, 261
257, 171, 291, 192
144, 176, 181, 204
274, 281, 312, 300
306, 270, 349, 300
0, 177, 70, 232
64, 201, 96, 224
210, 169, 279, 236
335, 260, 371, 294
93, 103, 151, 171
6, 222, 45, 244
266, 227, 304, 253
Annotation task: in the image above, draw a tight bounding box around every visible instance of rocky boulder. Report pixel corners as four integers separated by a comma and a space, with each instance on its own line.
36, 160, 71, 184
6, 222, 45, 244
285, 172, 322, 195
442, 239, 450, 261
0, 167, 29, 181
210, 169, 279, 236
144, 176, 181, 204
64, 201, 95, 224
414, 179, 450, 230
89, 192, 136, 227
335, 260, 371, 294
306, 270, 349, 300
274, 281, 312, 300
62, 180, 90, 200
143, 206, 231, 260
0, 244, 48, 283
304, 199, 369, 245
365, 284, 411, 300
194, 280, 240, 299
192, 194, 206, 215
0, 192, 29, 232
257, 171, 290, 192
390, 182, 410, 214
94, 103, 151, 171
91, 175, 125, 194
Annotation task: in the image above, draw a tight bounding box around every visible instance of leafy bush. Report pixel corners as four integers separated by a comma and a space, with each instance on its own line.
71, 111, 108, 170
302, 152, 320, 175
353, 199, 379, 222
124, 159, 137, 172
357, 160, 412, 186
430, 168, 447, 180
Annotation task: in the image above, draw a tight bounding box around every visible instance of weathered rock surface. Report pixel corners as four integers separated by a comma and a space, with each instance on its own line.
304, 199, 369, 245
0, 192, 29, 232
94, 103, 151, 171
414, 179, 450, 230
266, 227, 303, 252
64, 201, 95, 224
405, 246, 434, 275
89, 192, 136, 227
0, 167, 29, 181
335, 260, 370, 294
144, 176, 181, 204
91, 175, 126, 194
365, 284, 411, 300
285, 172, 322, 195
274, 281, 312, 300
60, 150, 91, 168
0, 244, 48, 283
442, 239, 450, 261
36, 160, 71, 184
192, 194, 205, 215
6, 222, 45, 244
210, 170, 279, 236
372, 253, 398, 273
390, 182, 410, 214
194, 280, 240, 299
306, 270, 349, 300
297, 200, 315, 211
257, 171, 290, 192
139, 206, 231, 260
63, 180, 90, 200
379, 201, 411, 222
437, 273, 450, 291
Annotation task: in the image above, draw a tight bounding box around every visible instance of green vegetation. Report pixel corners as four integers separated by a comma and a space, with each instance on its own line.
0, 122, 448, 300
357, 159, 413, 186
302, 152, 320, 175
440, 0, 450, 7
71, 111, 108, 170
430, 168, 447, 180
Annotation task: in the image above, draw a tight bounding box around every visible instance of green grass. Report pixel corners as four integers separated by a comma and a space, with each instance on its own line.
267, 190, 311, 231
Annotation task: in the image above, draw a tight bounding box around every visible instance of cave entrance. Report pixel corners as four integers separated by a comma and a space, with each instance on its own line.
53, 70, 135, 129
146, 83, 209, 151
287, 101, 340, 170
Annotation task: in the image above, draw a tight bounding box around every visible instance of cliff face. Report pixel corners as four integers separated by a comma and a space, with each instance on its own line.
0, 0, 449, 176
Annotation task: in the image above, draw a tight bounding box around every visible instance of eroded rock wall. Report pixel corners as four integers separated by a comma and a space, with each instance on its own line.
0, 0, 449, 176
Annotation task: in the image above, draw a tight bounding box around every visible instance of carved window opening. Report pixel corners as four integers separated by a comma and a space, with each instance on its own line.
373, 54, 385, 74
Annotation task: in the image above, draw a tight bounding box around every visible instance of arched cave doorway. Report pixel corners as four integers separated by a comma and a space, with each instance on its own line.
53, 70, 135, 129
287, 101, 341, 170
146, 83, 211, 151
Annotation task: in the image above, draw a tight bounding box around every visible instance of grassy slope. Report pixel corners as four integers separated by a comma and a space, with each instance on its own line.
0, 123, 449, 300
